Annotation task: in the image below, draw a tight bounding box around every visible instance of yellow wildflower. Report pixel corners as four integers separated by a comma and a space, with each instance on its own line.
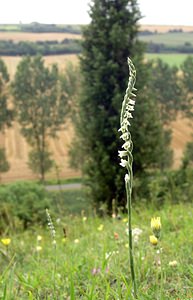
122, 218, 128, 223
1, 238, 11, 246
74, 239, 79, 244
82, 217, 87, 222
151, 217, 161, 238
149, 235, 158, 246
151, 217, 161, 230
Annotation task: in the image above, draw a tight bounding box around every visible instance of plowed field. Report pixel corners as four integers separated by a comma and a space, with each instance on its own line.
1, 51, 192, 183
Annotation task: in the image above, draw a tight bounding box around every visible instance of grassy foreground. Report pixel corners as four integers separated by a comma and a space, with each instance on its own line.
0, 200, 192, 299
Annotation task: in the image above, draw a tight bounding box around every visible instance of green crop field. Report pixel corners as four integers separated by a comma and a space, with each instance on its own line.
0, 24, 20, 31
145, 53, 193, 67
139, 32, 193, 47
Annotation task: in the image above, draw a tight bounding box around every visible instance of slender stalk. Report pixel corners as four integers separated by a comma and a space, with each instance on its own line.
119, 58, 137, 298
125, 176, 137, 298
159, 245, 163, 300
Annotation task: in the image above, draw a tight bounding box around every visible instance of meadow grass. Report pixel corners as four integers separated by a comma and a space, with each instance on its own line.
0, 198, 192, 299
145, 53, 193, 67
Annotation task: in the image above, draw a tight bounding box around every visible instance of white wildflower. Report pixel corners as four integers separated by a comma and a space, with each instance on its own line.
122, 141, 131, 150
132, 228, 143, 236
120, 159, 128, 168
118, 150, 128, 158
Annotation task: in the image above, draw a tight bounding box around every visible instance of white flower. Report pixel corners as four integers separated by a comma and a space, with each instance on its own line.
105, 252, 112, 260
125, 174, 130, 182
36, 246, 42, 252
129, 99, 135, 105
122, 141, 131, 150
127, 105, 134, 111
105, 251, 119, 260
120, 159, 128, 168
56, 218, 61, 224
125, 227, 143, 240
120, 132, 129, 141
133, 236, 139, 243
37, 235, 42, 242
169, 260, 178, 267
132, 228, 143, 236
118, 150, 127, 158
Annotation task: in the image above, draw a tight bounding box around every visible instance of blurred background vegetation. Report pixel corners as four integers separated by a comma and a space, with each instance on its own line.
0, 0, 192, 224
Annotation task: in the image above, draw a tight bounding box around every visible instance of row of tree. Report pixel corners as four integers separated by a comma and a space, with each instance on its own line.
0, 39, 81, 56
147, 42, 193, 54
0, 23, 82, 34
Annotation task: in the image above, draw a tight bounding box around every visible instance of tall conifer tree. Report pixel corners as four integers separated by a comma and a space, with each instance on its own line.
71, 0, 172, 210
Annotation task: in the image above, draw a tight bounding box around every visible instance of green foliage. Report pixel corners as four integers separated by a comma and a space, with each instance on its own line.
139, 31, 193, 53
0, 58, 14, 130
0, 148, 10, 176
28, 149, 54, 179
11, 56, 73, 182
0, 203, 192, 299
0, 182, 50, 231
0, 39, 81, 56
181, 141, 193, 168
0, 59, 13, 179
19, 23, 82, 34
50, 189, 90, 215
71, 0, 173, 210
71, 0, 142, 210
180, 56, 193, 119
133, 168, 193, 207
147, 59, 182, 123
145, 53, 192, 67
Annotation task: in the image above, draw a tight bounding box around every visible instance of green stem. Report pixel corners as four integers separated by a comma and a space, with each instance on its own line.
125, 173, 137, 299
159, 245, 163, 300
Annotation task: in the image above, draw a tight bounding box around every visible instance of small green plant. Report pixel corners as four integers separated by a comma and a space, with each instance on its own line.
150, 217, 163, 299
118, 58, 137, 298
0, 148, 10, 181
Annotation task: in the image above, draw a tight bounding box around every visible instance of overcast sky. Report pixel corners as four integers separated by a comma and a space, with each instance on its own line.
0, 0, 192, 26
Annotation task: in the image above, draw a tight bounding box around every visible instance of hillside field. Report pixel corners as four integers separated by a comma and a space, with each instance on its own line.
0, 27, 193, 182
145, 53, 193, 67
0, 31, 81, 42
139, 31, 193, 47
139, 24, 193, 33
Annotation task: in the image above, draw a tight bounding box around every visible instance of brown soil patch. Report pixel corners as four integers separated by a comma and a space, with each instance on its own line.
170, 117, 192, 168
140, 24, 193, 33
0, 32, 81, 42
3, 54, 79, 79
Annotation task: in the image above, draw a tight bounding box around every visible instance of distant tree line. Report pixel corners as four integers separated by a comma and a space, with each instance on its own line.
0, 23, 82, 34
0, 39, 193, 57
0, 39, 81, 56
146, 42, 193, 54
138, 28, 184, 36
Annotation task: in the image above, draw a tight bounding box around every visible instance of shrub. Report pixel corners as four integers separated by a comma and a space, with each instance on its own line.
132, 168, 193, 207
0, 182, 50, 231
